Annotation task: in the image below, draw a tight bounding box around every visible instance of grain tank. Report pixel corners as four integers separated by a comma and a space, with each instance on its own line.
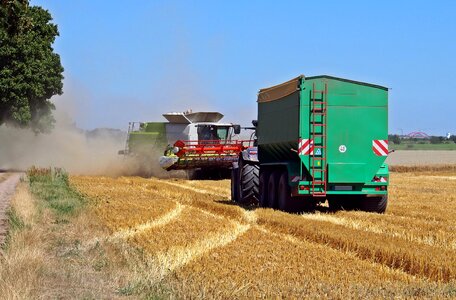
231, 75, 389, 213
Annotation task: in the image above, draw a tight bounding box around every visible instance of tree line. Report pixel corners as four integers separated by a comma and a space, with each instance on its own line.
389, 134, 456, 144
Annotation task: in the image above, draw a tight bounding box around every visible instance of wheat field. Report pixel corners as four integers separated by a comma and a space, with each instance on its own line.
70, 169, 456, 298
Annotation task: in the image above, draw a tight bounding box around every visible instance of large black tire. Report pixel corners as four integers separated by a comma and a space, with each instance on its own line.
267, 171, 280, 209
278, 172, 293, 212
259, 170, 270, 207
186, 169, 198, 180
327, 196, 359, 211
239, 162, 259, 205
359, 194, 388, 213
231, 167, 239, 202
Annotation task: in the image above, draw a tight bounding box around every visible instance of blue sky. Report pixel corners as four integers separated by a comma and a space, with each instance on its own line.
32, 0, 456, 135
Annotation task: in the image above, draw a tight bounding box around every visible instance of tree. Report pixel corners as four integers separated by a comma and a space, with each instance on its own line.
450, 135, 456, 143
430, 136, 442, 144
0, 0, 63, 132
388, 134, 401, 145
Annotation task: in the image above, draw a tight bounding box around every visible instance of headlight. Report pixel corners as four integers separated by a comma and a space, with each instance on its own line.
172, 147, 180, 154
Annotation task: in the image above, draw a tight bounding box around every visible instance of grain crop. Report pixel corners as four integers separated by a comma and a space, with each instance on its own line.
71, 170, 456, 298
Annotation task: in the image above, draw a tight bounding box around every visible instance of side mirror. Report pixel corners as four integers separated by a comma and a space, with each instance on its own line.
233, 124, 241, 135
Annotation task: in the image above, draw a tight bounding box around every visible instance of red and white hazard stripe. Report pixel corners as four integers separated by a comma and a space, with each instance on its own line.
298, 138, 314, 155
373, 139, 388, 156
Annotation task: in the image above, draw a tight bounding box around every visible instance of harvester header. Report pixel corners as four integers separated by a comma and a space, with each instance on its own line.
120, 110, 254, 178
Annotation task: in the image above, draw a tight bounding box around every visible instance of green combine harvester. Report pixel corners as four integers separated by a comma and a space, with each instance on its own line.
231, 75, 389, 213
119, 122, 168, 156
119, 111, 252, 177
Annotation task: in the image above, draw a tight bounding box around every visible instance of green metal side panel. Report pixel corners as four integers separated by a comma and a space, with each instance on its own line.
257, 92, 300, 164
299, 77, 388, 183
143, 122, 166, 133
128, 122, 167, 154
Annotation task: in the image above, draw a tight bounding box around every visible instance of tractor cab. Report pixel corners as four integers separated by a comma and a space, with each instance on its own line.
196, 123, 241, 144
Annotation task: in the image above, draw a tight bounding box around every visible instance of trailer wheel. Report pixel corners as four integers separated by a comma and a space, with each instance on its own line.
359, 194, 388, 213
278, 172, 294, 212
231, 166, 239, 202
327, 195, 359, 211
239, 162, 259, 205
186, 170, 197, 180
267, 171, 280, 209
259, 170, 270, 207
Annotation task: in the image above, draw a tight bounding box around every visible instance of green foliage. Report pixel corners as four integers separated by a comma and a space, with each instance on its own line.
27, 167, 85, 216
388, 134, 401, 145
0, 0, 64, 133
430, 136, 443, 144
2, 207, 24, 249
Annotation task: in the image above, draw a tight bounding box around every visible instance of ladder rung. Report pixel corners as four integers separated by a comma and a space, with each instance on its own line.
313, 146, 326, 148
313, 89, 326, 94
312, 194, 327, 197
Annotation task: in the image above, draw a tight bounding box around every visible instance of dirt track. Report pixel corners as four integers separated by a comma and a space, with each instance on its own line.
0, 173, 22, 246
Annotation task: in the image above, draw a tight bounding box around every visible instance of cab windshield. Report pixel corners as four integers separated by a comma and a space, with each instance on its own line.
197, 125, 229, 143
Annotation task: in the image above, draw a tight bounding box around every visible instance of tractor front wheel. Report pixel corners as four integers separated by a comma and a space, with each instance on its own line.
239, 162, 259, 205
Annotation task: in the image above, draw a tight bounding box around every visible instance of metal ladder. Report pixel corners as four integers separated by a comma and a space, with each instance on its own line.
123, 122, 134, 156
310, 82, 328, 197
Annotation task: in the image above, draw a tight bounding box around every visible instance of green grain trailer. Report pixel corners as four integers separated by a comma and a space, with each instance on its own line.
232, 75, 389, 213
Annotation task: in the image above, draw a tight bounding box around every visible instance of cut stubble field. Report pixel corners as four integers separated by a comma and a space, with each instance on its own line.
71, 169, 456, 298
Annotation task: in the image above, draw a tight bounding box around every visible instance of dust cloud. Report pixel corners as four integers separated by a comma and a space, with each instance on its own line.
0, 123, 122, 175
0, 103, 174, 177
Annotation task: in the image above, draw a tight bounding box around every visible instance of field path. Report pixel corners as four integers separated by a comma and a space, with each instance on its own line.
0, 173, 22, 246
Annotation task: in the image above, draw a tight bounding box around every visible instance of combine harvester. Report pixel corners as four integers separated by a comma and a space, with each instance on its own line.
120, 111, 253, 178
231, 75, 390, 213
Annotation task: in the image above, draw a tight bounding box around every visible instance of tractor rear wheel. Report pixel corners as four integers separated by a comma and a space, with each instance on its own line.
267, 171, 280, 209
231, 166, 239, 202
259, 170, 270, 207
359, 194, 388, 213
239, 162, 259, 205
278, 172, 294, 212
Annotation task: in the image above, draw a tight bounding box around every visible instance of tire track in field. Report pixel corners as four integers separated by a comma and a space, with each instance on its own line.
158, 180, 228, 199
159, 178, 456, 282
93, 191, 250, 278
254, 226, 417, 281
153, 223, 251, 278
83, 201, 185, 251
159, 180, 386, 264
301, 213, 456, 250
110, 202, 185, 240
